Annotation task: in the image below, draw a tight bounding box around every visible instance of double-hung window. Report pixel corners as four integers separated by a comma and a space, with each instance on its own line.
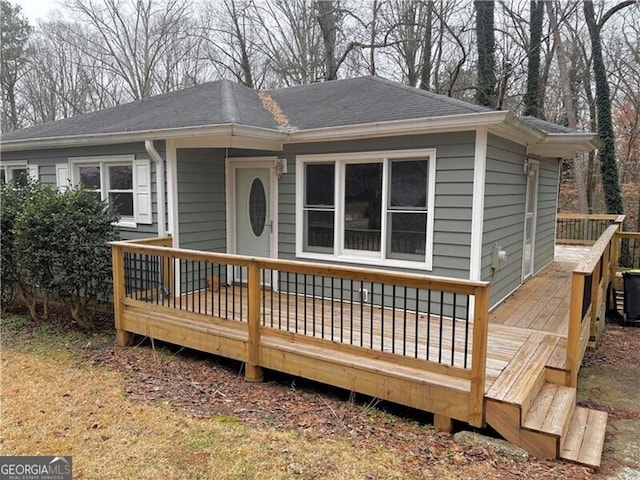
297, 149, 436, 270
59, 155, 152, 228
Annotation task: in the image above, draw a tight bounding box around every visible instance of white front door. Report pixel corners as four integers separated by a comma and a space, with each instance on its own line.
523, 160, 539, 281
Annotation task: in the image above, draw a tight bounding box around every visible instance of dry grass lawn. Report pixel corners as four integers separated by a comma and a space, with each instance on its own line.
0, 314, 592, 479
1, 346, 412, 479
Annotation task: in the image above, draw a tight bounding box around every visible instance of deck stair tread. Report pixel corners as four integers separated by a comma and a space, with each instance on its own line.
522, 383, 576, 437
486, 332, 558, 406
560, 407, 608, 468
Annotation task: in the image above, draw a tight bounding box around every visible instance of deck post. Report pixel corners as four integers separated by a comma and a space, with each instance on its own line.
468, 284, 490, 427
611, 232, 621, 280
111, 244, 133, 346
433, 414, 453, 433
567, 273, 585, 387
245, 261, 264, 383
590, 258, 602, 340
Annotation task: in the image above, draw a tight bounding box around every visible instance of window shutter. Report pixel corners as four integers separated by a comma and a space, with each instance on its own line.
55, 164, 69, 190
28, 164, 39, 182
133, 158, 152, 224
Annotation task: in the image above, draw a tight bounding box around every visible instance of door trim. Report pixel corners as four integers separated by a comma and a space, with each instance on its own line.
522, 159, 539, 282
225, 157, 279, 260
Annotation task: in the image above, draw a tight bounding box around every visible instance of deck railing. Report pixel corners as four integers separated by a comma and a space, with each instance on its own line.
617, 232, 640, 270
110, 239, 490, 426
556, 213, 625, 245
566, 224, 620, 386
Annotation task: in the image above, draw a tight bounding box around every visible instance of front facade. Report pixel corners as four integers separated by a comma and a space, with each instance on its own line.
1, 77, 596, 309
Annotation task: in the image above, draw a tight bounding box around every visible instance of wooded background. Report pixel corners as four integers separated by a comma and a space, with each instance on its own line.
1, 0, 638, 223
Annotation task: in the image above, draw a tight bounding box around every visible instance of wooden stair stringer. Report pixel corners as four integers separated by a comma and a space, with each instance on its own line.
486, 332, 563, 459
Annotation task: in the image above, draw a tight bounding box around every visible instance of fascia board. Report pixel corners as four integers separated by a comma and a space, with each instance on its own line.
1, 124, 286, 152
285, 111, 510, 143
528, 133, 598, 158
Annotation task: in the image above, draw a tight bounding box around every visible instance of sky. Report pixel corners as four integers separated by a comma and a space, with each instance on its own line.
13, 0, 59, 23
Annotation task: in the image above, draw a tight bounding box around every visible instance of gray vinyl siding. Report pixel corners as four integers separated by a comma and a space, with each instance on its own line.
176, 148, 226, 252
280, 132, 476, 280
534, 158, 561, 273
482, 135, 527, 307
1, 142, 164, 241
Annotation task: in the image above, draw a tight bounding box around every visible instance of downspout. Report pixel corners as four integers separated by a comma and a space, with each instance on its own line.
145, 140, 166, 237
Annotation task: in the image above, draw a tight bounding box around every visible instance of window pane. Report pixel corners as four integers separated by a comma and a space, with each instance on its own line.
387, 212, 426, 259
109, 192, 134, 217
109, 165, 133, 190
305, 163, 334, 206
79, 166, 101, 189
305, 210, 334, 250
12, 168, 29, 186
390, 160, 428, 208
344, 163, 382, 252
249, 178, 267, 237
0, 169, 5, 183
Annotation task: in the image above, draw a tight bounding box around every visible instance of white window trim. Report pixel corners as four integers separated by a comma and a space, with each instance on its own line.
2, 160, 37, 182
68, 155, 138, 228
296, 148, 436, 271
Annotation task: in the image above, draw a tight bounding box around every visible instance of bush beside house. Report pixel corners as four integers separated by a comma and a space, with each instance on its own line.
0, 180, 119, 329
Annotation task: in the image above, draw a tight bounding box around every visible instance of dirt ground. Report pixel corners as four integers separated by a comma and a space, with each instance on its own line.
579, 322, 640, 479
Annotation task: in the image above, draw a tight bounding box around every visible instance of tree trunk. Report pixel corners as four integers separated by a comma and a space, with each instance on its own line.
474, 1, 496, 107
584, 0, 625, 214
419, 1, 433, 91
547, 1, 588, 213
523, 0, 544, 117
316, 0, 338, 81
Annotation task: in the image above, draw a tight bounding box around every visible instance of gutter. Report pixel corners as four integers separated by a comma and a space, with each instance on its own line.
145, 140, 166, 237
1, 123, 286, 152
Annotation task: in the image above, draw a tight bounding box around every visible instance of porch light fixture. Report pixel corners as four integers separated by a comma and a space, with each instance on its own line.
274, 157, 288, 178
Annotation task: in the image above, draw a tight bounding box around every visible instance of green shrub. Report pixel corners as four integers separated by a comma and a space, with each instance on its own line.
2, 180, 119, 329
0, 180, 40, 313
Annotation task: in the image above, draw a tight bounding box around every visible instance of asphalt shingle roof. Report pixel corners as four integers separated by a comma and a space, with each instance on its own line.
1, 80, 278, 142
0, 76, 576, 143
267, 76, 491, 130
520, 115, 575, 134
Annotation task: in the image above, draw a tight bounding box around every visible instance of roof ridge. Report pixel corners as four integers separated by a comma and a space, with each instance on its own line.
221, 79, 243, 123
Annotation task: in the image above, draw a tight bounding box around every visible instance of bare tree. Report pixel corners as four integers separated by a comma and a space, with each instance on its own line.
380, 0, 431, 87
256, 0, 326, 86
200, 0, 267, 88
65, 0, 198, 100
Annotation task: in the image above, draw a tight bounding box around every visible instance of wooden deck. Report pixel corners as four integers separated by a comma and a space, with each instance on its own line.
111, 240, 613, 468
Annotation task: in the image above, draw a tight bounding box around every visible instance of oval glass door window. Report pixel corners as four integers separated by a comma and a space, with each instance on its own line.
249, 178, 267, 236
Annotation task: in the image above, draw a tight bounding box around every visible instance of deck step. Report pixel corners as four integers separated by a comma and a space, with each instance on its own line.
560, 407, 608, 468
522, 383, 575, 438
486, 332, 558, 414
